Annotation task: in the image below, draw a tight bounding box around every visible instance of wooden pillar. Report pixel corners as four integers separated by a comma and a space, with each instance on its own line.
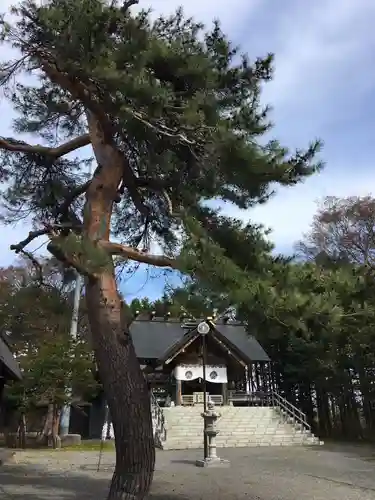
0, 377, 4, 401
175, 379, 182, 406
245, 365, 250, 393
222, 383, 228, 405
0, 377, 5, 432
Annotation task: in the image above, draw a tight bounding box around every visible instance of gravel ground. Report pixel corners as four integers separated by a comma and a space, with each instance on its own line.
1, 444, 375, 499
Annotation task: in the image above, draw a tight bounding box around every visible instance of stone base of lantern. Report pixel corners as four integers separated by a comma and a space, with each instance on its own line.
195, 457, 230, 468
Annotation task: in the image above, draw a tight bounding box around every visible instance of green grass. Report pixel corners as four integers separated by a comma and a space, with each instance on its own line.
0, 439, 115, 452
62, 440, 115, 452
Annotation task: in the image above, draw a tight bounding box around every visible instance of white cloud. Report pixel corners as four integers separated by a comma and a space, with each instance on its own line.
263, 0, 375, 125
224, 171, 375, 251
0, 0, 375, 269
139, 0, 257, 28
228, 0, 375, 251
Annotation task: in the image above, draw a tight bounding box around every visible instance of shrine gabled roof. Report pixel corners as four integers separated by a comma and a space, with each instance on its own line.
0, 333, 22, 381
129, 318, 270, 363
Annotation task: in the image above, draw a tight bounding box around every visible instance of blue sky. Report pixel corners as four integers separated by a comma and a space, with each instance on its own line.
1, 0, 375, 301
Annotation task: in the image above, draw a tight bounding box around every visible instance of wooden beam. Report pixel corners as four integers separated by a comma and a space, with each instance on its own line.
165, 334, 200, 364
210, 335, 246, 367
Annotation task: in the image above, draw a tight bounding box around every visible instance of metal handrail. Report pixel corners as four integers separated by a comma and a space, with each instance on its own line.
228, 391, 267, 405
270, 391, 311, 432
150, 392, 167, 447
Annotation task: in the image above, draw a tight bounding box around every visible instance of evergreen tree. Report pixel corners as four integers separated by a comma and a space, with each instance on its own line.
0, 1, 321, 497
165, 219, 375, 441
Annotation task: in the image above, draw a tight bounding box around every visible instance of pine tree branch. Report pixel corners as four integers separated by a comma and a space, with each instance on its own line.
121, 0, 139, 10
16, 249, 44, 284
10, 224, 82, 254
40, 56, 199, 148
40, 58, 113, 136
10, 229, 49, 284
10, 229, 50, 253
10, 225, 87, 278
46, 240, 93, 278
99, 240, 177, 268
56, 181, 91, 218
85, 110, 149, 216
136, 178, 179, 217
0, 134, 90, 158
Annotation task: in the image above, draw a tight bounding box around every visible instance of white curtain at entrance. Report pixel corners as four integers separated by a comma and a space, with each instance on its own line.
174, 364, 227, 383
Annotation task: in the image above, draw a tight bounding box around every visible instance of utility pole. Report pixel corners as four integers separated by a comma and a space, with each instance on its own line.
59, 271, 83, 436
60, 162, 91, 436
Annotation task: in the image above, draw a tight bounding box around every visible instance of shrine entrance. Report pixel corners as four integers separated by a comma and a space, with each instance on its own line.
174, 363, 228, 405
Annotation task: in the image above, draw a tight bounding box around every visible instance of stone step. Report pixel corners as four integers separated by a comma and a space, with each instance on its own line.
166, 424, 278, 430
164, 411, 278, 416
163, 440, 319, 450
165, 433, 314, 443
166, 428, 304, 437
162, 434, 320, 448
159, 406, 321, 451
166, 411, 278, 416
166, 419, 279, 427
164, 441, 310, 449
166, 422, 280, 429
166, 423, 310, 431
164, 434, 316, 442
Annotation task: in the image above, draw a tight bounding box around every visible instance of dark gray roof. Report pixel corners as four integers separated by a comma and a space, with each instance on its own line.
129, 318, 269, 362
219, 324, 269, 362
130, 320, 184, 360
0, 334, 22, 380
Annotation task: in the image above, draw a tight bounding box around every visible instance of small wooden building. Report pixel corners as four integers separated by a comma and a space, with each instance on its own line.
0, 333, 22, 394
132, 316, 271, 407
79, 316, 272, 438
0, 333, 22, 426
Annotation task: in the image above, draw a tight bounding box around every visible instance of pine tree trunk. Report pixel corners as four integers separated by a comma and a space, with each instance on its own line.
18, 413, 26, 449
86, 273, 155, 500
83, 118, 156, 499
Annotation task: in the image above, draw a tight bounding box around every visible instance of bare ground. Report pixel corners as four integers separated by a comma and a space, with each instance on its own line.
1, 444, 375, 499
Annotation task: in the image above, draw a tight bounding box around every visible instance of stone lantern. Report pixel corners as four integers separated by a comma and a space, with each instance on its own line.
195, 400, 230, 468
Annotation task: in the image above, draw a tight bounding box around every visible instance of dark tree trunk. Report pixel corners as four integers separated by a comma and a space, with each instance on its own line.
86, 274, 155, 500
346, 381, 362, 439
298, 383, 314, 428
330, 395, 337, 431
18, 413, 26, 449
316, 386, 332, 437
358, 367, 374, 434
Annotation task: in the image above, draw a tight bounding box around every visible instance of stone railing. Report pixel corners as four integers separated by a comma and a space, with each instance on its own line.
181, 393, 223, 406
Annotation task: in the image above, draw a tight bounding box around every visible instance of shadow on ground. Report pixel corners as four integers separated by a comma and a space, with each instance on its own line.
170, 459, 198, 465
2, 446, 375, 500
318, 442, 375, 460
0, 464, 190, 500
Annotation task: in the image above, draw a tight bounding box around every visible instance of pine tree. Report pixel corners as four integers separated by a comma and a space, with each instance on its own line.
0, 1, 321, 498
169, 229, 375, 440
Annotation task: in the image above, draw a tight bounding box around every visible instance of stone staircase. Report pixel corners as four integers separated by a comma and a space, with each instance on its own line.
157, 405, 322, 450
